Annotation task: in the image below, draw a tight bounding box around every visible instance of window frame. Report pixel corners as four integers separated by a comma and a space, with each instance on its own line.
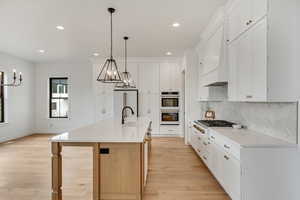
0, 71, 4, 123
49, 77, 69, 119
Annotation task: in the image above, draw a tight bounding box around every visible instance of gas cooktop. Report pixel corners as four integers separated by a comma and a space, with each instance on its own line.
195, 120, 235, 127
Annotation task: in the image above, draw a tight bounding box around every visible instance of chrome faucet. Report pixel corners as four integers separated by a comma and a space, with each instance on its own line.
122, 106, 135, 124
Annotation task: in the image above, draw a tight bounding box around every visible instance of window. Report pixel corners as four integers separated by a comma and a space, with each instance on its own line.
49, 78, 69, 118
0, 72, 4, 123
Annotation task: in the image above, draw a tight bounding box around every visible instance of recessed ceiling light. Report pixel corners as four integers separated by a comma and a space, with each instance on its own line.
172, 22, 180, 27
93, 53, 100, 57
38, 49, 45, 53
56, 25, 65, 30
166, 52, 172, 56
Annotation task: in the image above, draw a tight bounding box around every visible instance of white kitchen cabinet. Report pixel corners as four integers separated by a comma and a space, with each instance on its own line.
227, 0, 267, 43
139, 93, 159, 134
222, 152, 241, 200
94, 84, 114, 121
138, 63, 159, 94
228, 18, 267, 101
227, 0, 300, 102
159, 62, 181, 91
190, 122, 300, 200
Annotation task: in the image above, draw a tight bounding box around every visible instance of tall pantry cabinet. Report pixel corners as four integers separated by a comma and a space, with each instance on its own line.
227, 0, 300, 102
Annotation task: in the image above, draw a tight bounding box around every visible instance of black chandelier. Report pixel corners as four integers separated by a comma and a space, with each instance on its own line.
0, 69, 22, 87
97, 8, 122, 83
116, 36, 136, 88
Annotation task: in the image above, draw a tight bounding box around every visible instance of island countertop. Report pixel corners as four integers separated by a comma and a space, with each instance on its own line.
51, 117, 151, 143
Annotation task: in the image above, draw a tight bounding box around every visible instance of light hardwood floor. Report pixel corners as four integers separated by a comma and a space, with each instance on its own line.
0, 135, 229, 200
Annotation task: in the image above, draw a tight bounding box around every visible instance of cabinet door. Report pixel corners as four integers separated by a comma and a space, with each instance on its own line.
159, 63, 171, 91
236, 31, 252, 101
170, 64, 181, 91
248, 18, 267, 101
222, 153, 241, 200
229, 18, 267, 102
100, 143, 141, 199
138, 63, 159, 94
139, 93, 159, 133
207, 142, 220, 178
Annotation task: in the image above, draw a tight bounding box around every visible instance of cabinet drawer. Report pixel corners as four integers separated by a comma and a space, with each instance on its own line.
159, 125, 180, 135
209, 130, 240, 160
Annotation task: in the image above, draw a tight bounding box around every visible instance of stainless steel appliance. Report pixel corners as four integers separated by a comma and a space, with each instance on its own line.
161, 91, 179, 109
195, 120, 235, 127
114, 89, 138, 122
160, 109, 179, 125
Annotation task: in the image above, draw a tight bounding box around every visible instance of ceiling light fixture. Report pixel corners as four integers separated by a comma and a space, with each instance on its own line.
172, 22, 180, 27
56, 25, 65, 30
38, 49, 45, 53
93, 53, 100, 57
97, 8, 122, 83
116, 36, 136, 88
166, 52, 172, 56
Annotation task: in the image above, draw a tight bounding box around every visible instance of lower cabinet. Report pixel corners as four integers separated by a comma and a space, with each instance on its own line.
99, 138, 150, 200
191, 126, 241, 200
190, 124, 300, 200
100, 143, 141, 200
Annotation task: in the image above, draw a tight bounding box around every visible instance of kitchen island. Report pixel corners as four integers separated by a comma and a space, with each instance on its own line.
51, 117, 152, 200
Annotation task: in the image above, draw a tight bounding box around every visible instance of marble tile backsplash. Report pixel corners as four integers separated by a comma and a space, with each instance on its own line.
200, 101, 298, 143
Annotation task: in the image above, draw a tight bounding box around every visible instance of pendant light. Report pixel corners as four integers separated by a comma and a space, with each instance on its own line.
97, 8, 122, 83
116, 36, 136, 88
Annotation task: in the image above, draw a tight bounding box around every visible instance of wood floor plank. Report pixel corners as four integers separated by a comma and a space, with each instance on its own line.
0, 135, 229, 200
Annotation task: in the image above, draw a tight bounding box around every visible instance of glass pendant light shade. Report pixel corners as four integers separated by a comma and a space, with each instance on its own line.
116, 36, 136, 88
97, 8, 122, 83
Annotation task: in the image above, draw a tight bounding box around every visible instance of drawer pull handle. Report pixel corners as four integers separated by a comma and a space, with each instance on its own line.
193, 125, 205, 134
224, 144, 230, 149
246, 95, 253, 99
224, 155, 230, 160
203, 142, 208, 146
210, 136, 215, 139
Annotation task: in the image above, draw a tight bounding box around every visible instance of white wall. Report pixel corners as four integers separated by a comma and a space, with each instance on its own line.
0, 52, 35, 142
35, 62, 95, 133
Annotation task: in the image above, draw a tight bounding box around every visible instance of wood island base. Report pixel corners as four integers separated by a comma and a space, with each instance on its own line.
51, 140, 150, 200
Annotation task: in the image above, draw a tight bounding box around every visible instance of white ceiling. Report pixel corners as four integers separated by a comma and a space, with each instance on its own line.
0, 0, 227, 63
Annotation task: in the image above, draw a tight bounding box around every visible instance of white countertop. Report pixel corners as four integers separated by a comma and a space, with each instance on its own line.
51, 117, 151, 143
210, 127, 296, 148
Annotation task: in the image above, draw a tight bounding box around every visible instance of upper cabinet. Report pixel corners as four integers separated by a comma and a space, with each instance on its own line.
227, 0, 267, 44
227, 0, 300, 102
228, 18, 267, 102
138, 63, 159, 94
159, 62, 181, 91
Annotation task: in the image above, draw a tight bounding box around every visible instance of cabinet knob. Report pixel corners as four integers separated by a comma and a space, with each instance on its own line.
224, 155, 230, 160
224, 144, 230, 149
